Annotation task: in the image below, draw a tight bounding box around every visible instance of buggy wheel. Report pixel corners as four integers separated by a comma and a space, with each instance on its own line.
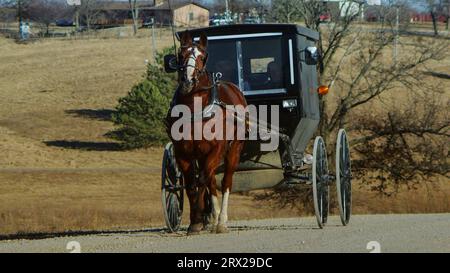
312, 136, 330, 229
161, 142, 184, 232
336, 129, 352, 226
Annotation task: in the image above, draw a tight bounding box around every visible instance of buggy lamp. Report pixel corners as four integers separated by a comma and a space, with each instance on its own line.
282, 99, 297, 108
318, 85, 329, 95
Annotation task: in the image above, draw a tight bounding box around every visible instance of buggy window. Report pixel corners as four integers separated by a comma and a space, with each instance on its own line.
205, 40, 238, 85
241, 37, 285, 91
204, 34, 288, 94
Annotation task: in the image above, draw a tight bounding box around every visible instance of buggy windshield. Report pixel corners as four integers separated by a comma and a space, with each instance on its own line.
204, 33, 289, 95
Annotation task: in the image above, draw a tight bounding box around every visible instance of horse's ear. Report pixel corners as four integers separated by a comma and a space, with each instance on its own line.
198, 33, 208, 49
180, 30, 192, 47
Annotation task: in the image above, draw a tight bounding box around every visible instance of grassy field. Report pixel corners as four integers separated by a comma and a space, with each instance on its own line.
0, 28, 449, 236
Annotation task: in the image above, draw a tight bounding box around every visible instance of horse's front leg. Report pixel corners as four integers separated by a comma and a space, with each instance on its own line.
217, 140, 244, 234
187, 174, 208, 235
177, 157, 203, 235
193, 143, 224, 232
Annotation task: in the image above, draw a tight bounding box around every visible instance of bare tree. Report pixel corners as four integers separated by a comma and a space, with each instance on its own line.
351, 92, 450, 195
1, 0, 31, 37
428, 0, 440, 35
427, 0, 450, 34
322, 3, 448, 192
78, 0, 101, 31
24, 0, 68, 35
266, 0, 450, 200
271, 0, 303, 23
444, 0, 450, 30
128, 0, 139, 36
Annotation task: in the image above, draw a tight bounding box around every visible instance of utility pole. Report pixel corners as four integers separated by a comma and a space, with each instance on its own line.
67, 0, 81, 31
75, 5, 80, 31
75, 5, 79, 30
17, 0, 22, 39
225, 0, 230, 21
151, 18, 156, 61
361, 3, 365, 22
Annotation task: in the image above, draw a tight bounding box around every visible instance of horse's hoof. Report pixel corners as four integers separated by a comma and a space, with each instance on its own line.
187, 230, 200, 236
202, 223, 212, 231
187, 223, 203, 235
215, 224, 229, 234
209, 223, 218, 233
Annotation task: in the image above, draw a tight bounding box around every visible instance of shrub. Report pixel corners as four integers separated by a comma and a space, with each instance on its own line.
108, 47, 177, 149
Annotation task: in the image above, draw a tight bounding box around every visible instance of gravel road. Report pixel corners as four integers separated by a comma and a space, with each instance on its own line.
0, 214, 448, 253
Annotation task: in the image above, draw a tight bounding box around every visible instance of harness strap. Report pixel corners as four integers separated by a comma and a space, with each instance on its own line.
193, 74, 228, 120
168, 73, 230, 122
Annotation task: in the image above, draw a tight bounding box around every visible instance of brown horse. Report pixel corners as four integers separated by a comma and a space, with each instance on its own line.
166, 31, 247, 235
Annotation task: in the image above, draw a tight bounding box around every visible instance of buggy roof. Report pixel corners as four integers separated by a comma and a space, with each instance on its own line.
176, 24, 319, 42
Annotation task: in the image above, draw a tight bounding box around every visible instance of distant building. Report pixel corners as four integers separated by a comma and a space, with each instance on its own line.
89, 1, 208, 28
0, 7, 17, 22
411, 12, 448, 23
149, 0, 210, 27
93, 1, 155, 26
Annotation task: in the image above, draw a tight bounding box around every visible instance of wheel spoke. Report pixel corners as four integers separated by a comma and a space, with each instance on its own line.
335, 129, 352, 225
319, 195, 323, 220
161, 143, 184, 232
313, 136, 329, 228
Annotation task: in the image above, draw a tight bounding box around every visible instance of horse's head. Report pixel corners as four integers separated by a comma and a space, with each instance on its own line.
178, 31, 208, 95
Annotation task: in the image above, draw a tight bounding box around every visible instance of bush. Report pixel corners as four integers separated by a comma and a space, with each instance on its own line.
108, 47, 177, 149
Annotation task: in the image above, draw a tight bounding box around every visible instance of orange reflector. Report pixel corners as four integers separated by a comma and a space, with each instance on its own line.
318, 85, 329, 95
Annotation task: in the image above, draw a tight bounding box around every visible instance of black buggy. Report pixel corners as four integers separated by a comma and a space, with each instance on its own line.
161, 24, 352, 231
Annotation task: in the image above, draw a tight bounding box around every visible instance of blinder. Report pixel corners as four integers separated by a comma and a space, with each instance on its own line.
163, 42, 208, 74
164, 54, 178, 73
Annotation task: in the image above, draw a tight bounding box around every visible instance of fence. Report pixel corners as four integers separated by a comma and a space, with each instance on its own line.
0, 21, 185, 42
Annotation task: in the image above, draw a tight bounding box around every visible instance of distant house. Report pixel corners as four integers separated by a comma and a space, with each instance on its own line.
93, 1, 155, 26
148, 1, 210, 27
90, 0, 209, 28
0, 7, 16, 22
411, 12, 448, 23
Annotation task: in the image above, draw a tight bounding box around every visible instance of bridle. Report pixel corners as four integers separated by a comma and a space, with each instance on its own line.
178, 44, 208, 89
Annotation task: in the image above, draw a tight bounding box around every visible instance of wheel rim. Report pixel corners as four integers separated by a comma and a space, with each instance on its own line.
336, 129, 352, 226
312, 136, 329, 229
161, 143, 184, 232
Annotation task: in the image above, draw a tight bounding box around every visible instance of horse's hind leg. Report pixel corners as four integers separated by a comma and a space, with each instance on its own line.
217, 140, 244, 234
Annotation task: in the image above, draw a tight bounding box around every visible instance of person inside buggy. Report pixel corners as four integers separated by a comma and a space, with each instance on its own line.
263, 60, 283, 89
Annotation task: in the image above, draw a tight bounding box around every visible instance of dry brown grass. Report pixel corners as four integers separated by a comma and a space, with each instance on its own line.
352, 178, 450, 214
0, 171, 303, 235
0, 29, 448, 236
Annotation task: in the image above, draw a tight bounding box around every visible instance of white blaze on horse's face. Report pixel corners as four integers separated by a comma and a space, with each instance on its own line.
184, 46, 203, 91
